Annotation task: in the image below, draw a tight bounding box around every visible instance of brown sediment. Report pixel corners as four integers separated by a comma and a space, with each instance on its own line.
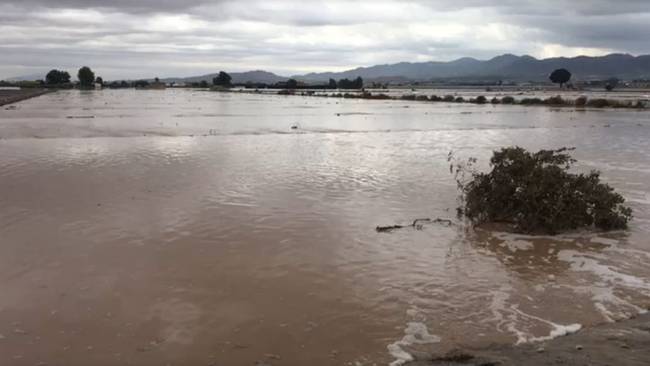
407, 312, 650, 366
0, 89, 52, 107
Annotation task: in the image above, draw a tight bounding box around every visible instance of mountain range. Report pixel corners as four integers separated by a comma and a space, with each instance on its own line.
6, 54, 650, 84
296, 53, 650, 83
161, 70, 287, 85
168, 53, 650, 84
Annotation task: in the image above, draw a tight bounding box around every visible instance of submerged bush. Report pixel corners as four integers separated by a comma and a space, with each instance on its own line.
575, 96, 588, 106
587, 98, 611, 108
401, 94, 417, 101
450, 147, 632, 234
544, 95, 565, 105
519, 97, 544, 105
474, 95, 487, 104
501, 96, 515, 104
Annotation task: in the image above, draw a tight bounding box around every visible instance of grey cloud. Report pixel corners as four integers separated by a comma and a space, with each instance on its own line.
1, 0, 649, 79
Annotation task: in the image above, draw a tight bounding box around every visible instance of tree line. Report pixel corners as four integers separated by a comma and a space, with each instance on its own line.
43, 66, 101, 88
28, 67, 619, 92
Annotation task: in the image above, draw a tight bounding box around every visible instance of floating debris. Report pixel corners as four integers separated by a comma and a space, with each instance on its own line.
376, 218, 454, 233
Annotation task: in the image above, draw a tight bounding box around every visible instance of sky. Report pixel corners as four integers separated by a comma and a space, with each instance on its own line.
1, 0, 649, 80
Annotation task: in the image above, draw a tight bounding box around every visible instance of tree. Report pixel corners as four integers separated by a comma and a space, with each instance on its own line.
134, 80, 150, 88
605, 78, 619, 91
199, 80, 209, 88
353, 76, 363, 89
95, 76, 103, 85
77, 66, 95, 87
549, 68, 571, 88
286, 78, 298, 89
45, 69, 71, 85
337, 77, 363, 89
212, 71, 232, 87
328, 78, 337, 89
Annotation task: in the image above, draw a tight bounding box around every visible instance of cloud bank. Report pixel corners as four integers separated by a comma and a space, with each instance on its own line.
1, 0, 649, 79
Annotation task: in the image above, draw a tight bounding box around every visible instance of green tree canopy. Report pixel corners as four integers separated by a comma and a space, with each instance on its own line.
213, 71, 232, 87
549, 68, 571, 88
286, 78, 298, 89
45, 69, 71, 85
605, 78, 619, 91
337, 77, 363, 89
77, 66, 95, 87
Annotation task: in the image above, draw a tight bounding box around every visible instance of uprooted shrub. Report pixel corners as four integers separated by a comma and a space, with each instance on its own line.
450, 147, 632, 234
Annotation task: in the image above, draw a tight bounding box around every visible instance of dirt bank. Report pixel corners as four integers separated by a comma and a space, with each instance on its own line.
408, 312, 650, 366
0, 89, 51, 107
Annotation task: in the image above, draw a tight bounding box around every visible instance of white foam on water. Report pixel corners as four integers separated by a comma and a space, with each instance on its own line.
387, 307, 440, 366
387, 322, 440, 366
590, 237, 620, 246
485, 285, 583, 345
493, 232, 535, 252
505, 239, 535, 252
558, 249, 650, 320
558, 250, 650, 291
527, 323, 582, 342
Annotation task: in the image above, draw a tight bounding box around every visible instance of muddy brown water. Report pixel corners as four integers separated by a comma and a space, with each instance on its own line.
1, 89, 649, 366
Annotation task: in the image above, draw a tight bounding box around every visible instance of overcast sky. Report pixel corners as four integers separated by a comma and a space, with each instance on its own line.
1, 0, 649, 80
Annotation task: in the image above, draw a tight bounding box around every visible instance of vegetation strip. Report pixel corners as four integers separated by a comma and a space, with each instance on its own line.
270, 89, 649, 110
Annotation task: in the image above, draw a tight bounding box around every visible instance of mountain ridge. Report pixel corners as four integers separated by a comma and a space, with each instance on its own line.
5, 53, 650, 84
294, 53, 650, 82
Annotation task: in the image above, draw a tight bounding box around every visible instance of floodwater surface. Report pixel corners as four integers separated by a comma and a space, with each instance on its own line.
1, 89, 650, 365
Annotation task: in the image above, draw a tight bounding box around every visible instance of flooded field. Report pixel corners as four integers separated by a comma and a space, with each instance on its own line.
1, 89, 650, 366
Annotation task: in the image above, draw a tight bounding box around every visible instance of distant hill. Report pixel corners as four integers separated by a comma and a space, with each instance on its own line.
295, 53, 650, 83
5, 72, 46, 82
162, 70, 287, 84
8, 53, 650, 85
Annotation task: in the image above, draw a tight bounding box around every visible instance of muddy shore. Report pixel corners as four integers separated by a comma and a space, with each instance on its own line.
0, 89, 51, 107
408, 312, 650, 366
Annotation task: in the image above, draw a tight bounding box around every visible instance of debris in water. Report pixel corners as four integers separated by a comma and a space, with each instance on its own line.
376, 218, 453, 233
